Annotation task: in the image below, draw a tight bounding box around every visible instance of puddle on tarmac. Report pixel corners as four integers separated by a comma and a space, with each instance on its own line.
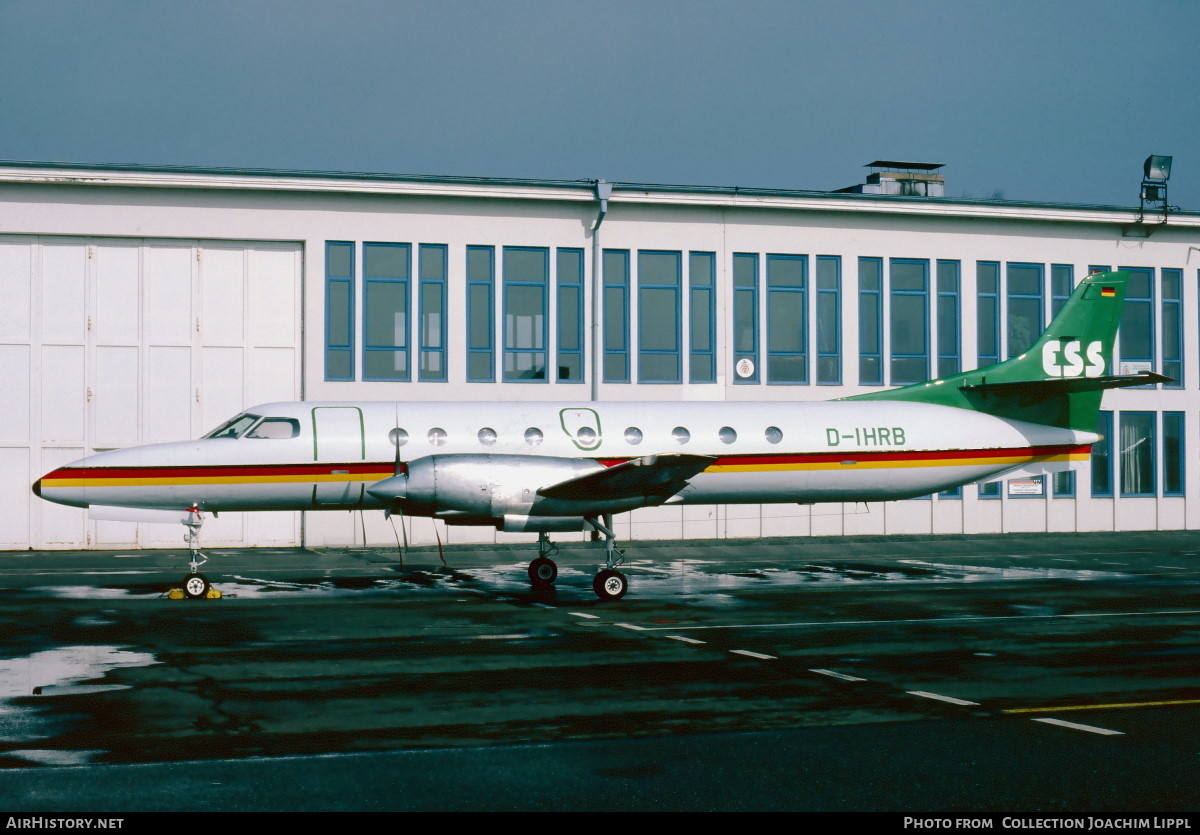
0, 646, 159, 708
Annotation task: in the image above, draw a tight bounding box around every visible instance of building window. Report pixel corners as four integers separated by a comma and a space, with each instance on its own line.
858, 257, 883, 385
817, 256, 841, 385
363, 242, 410, 381
1161, 268, 1182, 387
936, 260, 960, 378
1118, 267, 1155, 374
556, 248, 584, 383
466, 246, 495, 382
1051, 264, 1073, 318
1163, 412, 1185, 496
938, 485, 962, 499
732, 253, 759, 384
325, 241, 355, 381
976, 261, 1000, 367
418, 244, 447, 382
890, 258, 929, 385
503, 246, 548, 382
1091, 410, 1113, 497
603, 249, 630, 383
637, 250, 682, 383
688, 252, 716, 383
1119, 411, 1155, 497
1052, 471, 1075, 497
979, 481, 1000, 498
767, 254, 807, 384
1006, 262, 1043, 359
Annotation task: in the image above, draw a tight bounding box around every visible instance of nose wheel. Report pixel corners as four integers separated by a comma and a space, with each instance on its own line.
527, 532, 559, 588
179, 506, 215, 599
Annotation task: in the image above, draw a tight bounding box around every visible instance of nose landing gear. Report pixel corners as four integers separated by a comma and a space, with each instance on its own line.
527, 532, 559, 588
180, 505, 212, 599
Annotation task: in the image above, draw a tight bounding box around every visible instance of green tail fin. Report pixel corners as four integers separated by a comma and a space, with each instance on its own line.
845, 271, 1165, 431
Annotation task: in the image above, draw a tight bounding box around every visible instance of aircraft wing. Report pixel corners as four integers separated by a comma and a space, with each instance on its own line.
537, 454, 716, 501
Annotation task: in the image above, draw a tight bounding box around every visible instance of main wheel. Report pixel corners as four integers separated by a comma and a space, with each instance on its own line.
592, 569, 628, 601
528, 557, 558, 586
183, 572, 210, 600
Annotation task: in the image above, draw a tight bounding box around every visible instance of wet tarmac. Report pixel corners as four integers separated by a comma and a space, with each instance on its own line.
0, 530, 1197, 812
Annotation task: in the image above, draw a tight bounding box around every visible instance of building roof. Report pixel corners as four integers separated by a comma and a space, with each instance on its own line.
0, 159, 1196, 226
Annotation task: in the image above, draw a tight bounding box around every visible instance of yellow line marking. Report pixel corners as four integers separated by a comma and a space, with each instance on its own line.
1003, 698, 1200, 714
709, 453, 1085, 473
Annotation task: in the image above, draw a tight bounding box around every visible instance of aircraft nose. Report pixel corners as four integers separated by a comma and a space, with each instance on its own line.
32, 478, 42, 498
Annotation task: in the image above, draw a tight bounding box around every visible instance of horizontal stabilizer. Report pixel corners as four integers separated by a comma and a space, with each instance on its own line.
960, 371, 1171, 397
537, 454, 716, 501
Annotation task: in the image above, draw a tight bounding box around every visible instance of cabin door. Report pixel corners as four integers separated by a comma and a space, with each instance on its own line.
312, 406, 365, 506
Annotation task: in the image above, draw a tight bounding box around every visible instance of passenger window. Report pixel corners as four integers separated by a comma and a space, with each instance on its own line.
624, 427, 643, 445
719, 426, 737, 444
428, 428, 447, 446
672, 427, 690, 445
524, 427, 544, 446
246, 418, 300, 439
389, 428, 409, 446
478, 428, 497, 446
765, 426, 783, 444
577, 427, 598, 444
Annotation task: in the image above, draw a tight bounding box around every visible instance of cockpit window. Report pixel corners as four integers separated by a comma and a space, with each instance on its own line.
246, 418, 301, 439
204, 413, 262, 439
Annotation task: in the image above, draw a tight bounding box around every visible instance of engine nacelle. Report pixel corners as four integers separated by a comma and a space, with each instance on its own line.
367, 454, 641, 519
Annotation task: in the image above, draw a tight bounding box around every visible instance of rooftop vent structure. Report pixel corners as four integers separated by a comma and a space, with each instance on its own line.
835, 161, 945, 197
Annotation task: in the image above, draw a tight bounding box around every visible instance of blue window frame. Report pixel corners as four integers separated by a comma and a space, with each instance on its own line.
936, 260, 960, 378
1091, 410, 1113, 497
1119, 411, 1156, 496
603, 249, 630, 383
1006, 262, 1043, 359
637, 250, 682, 383
976, 261, 1000, 367
816, 256, 841, 385
1052, 471, 1076, 497
556, 248, 584, 383
1161, 268, 1182, 387
938, 485, 962, 499
767, 254, 808, 384
732, 253, 759, 384
502, 246, 549, 382
1118, 267, 1155, 376
1051, 264, 1073, 318
466, 245, 495, 382
418, 244, 447, 382
363, 242, 411, 381
688, 252, 716, 383
325, 241, 355, 381
979, 481, 1001, 499
858, 257, 883, 385
890, 258, 929, 384
1163, 412, 1185, 496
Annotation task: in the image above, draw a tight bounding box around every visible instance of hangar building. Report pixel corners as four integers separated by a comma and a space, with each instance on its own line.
1, 160, 1197, 550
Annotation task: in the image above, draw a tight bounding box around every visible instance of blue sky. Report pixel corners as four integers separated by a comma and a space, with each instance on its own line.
1, 0, 1197, 207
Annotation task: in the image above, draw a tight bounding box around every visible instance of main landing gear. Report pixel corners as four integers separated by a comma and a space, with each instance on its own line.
523, 517, 629, 601
180, 505, 212, 599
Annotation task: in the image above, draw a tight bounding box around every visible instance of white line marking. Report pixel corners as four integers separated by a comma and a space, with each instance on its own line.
730, 649, 777, 660
810, 668, 866, 682
1052, 558, 1078, 562
665, 635, 706, 645
615, 622, 648, 631
1157, 566, 1186, 570
907, 691, 980, 706
531, 603, 555, 609
1032, 717, 1124, 736
569, 612, 600, 619
1099, 561, 1128, 566
474, 634, 532, 640
632, 609, 1200, 632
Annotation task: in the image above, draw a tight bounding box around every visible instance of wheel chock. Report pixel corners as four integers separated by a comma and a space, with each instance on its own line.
205, 588, 222, 599
167, 588, 186, 600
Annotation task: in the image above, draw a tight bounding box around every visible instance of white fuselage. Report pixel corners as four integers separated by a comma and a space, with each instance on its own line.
35, 400, 1097, 518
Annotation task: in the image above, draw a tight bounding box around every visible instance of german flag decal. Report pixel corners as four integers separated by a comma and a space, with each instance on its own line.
1101, 286, 1116, 297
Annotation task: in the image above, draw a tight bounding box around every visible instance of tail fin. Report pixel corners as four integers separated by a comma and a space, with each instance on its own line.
846, 271, 1168, 431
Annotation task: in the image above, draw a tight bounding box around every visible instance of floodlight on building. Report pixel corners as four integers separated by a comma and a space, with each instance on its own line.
1144, 155, 1172, 181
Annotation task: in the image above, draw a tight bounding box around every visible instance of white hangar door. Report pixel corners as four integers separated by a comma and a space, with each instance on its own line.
0, 236, 302, 550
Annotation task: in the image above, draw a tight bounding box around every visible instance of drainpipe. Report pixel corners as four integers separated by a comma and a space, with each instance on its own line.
589, 179, 612, 401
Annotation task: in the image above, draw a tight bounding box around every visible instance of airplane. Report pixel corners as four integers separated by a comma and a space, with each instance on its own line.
32, 270, 1166, 601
